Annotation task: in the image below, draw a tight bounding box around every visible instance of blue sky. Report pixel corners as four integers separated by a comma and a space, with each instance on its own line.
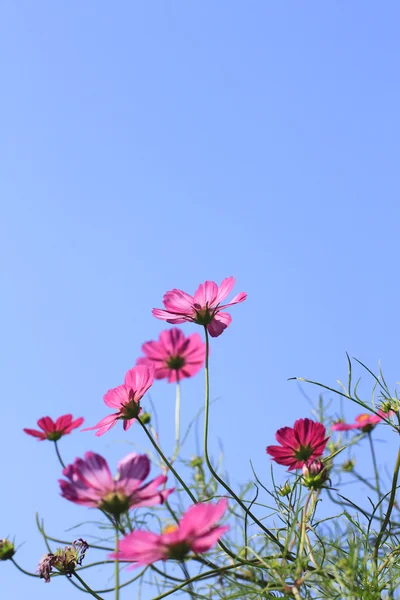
2, 1, 400, 597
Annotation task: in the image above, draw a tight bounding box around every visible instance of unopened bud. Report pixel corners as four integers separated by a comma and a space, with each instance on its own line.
302, 460, 329, 489
140, 412, 151, 425
190, 456, 203, 468
342, 459, 355, 472
0, 539, 15, 561
278, 481, 292, 497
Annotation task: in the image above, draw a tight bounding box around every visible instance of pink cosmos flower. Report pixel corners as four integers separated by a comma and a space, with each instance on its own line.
266, 418, 329, 471
24, 414, 84, 442
109, 498, 229, 567
59, 451, 173, 516
152, 276, 247, 337
331, 410, 392, 433
82, 365, 154, 437
136, 328, 206, 383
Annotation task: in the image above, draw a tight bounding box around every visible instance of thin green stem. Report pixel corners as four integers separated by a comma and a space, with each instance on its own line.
172, 379, 181, 462
72, 572, 105, 599
137, 416, 197, 503
368, 431, 383, 522
11, 558, 40, 578
374, 447, 400, 565
54, 440, 66, 469
114, 526, 120, 600
203, 327, 284, 551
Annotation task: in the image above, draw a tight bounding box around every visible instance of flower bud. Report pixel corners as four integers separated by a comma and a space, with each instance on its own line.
0, 539, 15, 561
342, 458, 355, 472
140, 412, 151, 425
190, 456, 203, 468
302, 460, 329, 489
278, 481, 292, 497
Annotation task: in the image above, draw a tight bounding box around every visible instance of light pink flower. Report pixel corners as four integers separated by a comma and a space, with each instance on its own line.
59, 451, 173, 516
110, 498, 229, 567
331, 410, 392, 433
152, 277, 247, 337
266, 418, 329, 471
24, 414, 84, 442
136, 328, 206, 383
82, 365, 154, 437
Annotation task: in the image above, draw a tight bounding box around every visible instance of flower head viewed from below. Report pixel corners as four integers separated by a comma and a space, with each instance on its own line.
152, 276, 247, 337
59, 452, 173, 516
136, 328, 206, 382
23, 414, 84, 442
82, 364, 154, 437
331, 410, 392, 433
266, 418, 329, 471
110, 498, 229, 567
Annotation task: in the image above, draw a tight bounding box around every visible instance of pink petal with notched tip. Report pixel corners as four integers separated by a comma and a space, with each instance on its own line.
117, 453, 150, 489
193, 280, 219, 308
37, 416, 56, 433
124, 365, 154, 399
179, 498, 228, 539
82, 413, 119, 437
23, 428, 47, 440
190, 525, 230, 553
103, 384, 131, 409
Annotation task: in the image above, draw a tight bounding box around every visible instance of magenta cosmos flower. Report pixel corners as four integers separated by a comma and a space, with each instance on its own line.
136, 328, 206, 383
266, 418, 329, 471
83, 365, 154, 437
152, 276, 247, 338
59, 451, 173, 516
110, 498, 229, 567
331, 410, 391, 433
24, 414, 84, 442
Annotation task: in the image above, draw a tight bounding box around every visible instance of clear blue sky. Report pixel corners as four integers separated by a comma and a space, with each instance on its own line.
2, 2, 400, 597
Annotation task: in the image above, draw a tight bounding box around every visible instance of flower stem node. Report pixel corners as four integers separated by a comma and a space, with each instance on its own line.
342, 458, 355, 472
0, 539, 15, 561
302, 460, 330, 489
190, 456, 203, 468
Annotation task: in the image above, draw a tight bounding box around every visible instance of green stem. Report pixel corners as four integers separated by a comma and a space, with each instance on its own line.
54, 440, 66, 469
203, 327, 284, 551
115, 526, 120, 600
137, 416, 197, 503
72, 572, 105, 599
374, 447, 400, 565
11, 558, 40, 578
368, 431, 383, 522
172, 379, 181, 462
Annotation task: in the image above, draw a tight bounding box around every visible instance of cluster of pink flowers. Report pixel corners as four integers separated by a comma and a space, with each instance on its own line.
23, 277, 246, 570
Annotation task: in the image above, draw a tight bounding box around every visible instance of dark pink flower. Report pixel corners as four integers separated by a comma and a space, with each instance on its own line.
82, 365, 154, 437
109, 498, 229, 567
331, 410, 391, 433
59, 451, 173, 516
152, 277, 247, 337
24, 414, 84, 442
266, 418, 329, 471
136, 328, 206, 383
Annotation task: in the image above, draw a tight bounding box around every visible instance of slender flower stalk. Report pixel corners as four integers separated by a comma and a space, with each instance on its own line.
202, 327, 284, 551
172, 379, 181, 462
368, 432, 383, 522
115, 527, 120, 600
373, 447, 400, 565
54, 440, 66, 469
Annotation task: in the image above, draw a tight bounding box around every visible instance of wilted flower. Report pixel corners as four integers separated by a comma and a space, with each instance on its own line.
109, 498, 229, 567
82, 365, 154, 437
60, 452, 173, 516
331, 411, 392, 434
37, 539, 88, 583
137, 328, 206, 382
152, 277, 247, 338
0, 538, 15, 561
266, 418, 328, 470
24, 414, 84, 441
